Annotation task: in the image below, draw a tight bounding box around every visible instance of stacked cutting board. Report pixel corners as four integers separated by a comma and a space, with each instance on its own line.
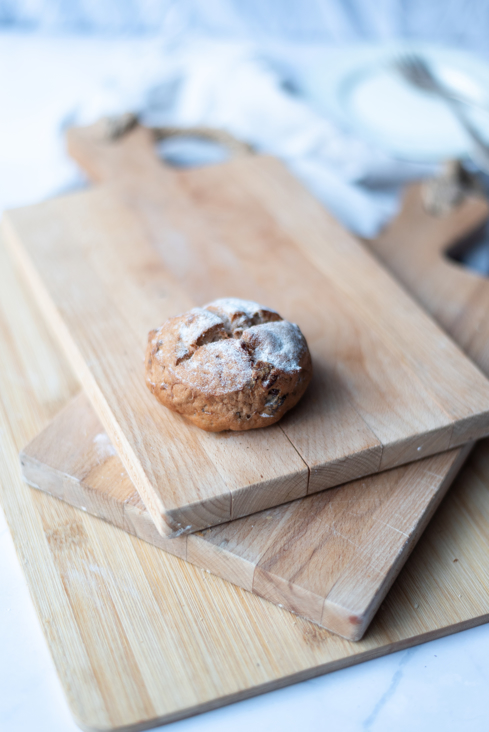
2, 121, 489, 730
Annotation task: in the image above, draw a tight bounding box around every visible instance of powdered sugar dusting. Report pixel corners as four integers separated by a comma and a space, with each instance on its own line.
159, 298, 308, 396
204, 297, 280, 335
244, 320, 306, 373
93, 433, 117, 461
170, 301, 306, 393
206, 297, 278, 321
175, 307, 225, 363
180, 339, 253, 395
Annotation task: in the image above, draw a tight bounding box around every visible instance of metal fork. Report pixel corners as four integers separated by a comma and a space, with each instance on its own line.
394, 53, 489, 173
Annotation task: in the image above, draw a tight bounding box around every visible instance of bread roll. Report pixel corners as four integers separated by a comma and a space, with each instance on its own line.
145, 298, 312, 432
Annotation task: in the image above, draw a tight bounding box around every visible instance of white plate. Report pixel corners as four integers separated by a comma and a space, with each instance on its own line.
301, 43, 489, 163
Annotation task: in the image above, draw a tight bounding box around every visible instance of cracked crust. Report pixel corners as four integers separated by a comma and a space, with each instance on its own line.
145, 298, 313, 432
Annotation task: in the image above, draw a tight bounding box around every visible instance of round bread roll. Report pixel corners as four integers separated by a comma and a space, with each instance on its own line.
145, 298, 312, 432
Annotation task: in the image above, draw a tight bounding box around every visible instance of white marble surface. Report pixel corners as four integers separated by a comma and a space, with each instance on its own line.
1, 30, 489, 732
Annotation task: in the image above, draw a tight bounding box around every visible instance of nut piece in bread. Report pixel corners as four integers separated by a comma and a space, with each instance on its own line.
145, 298, 312, 432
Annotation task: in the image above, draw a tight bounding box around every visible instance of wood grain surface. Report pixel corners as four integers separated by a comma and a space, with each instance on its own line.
2, 183, 489, 729
18, 179, 489, 644
5, 123, 489, 537
20, 391, 471, 641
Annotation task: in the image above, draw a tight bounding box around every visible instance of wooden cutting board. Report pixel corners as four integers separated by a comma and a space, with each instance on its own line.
2, 187, 489, 731
5, 123, 489, 537
20, 392, 471, 641
17, 180, 489, 643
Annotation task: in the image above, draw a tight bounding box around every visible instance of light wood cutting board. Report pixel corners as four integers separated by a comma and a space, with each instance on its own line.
2, 186, 489, 731
20, 392, 471, 641
5, 122, 489, 537
0, 183, 489, 730
17, 181, 489, 643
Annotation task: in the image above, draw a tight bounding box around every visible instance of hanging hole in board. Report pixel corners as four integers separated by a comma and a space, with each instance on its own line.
156, 135, 231, 169
445, 219, 489, 277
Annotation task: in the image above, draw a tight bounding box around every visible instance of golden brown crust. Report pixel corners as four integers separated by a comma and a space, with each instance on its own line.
145, 298, 312, 432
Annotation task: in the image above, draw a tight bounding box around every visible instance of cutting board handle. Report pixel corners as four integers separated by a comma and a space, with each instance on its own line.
66, 117, 489, 286
368, 183, 489, 364
66, 116, 252, 185
152, 124, 253, 158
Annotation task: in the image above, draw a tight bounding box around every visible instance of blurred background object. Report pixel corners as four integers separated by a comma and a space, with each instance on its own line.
2, 0, 489, 48
1, 0, 489, 237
